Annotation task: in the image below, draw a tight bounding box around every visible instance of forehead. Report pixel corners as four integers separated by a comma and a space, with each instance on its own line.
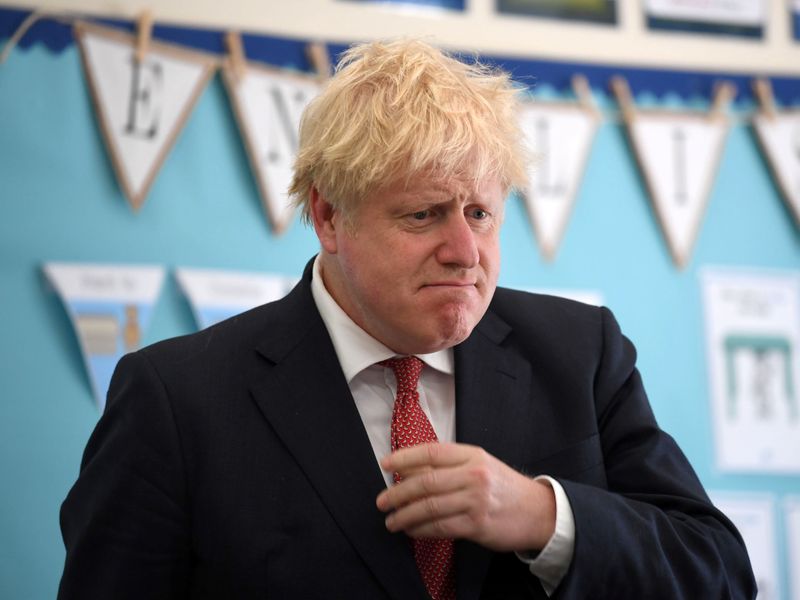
379, 171, 505, 203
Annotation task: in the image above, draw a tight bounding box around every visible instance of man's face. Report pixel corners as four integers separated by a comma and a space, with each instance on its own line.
316, 172, 504, 355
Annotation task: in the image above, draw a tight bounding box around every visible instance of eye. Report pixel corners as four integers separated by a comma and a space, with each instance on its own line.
470, 208, 488, 220
411, 210, 430, 220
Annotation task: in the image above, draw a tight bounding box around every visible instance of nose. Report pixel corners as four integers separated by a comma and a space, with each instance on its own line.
435, 213, 479, 268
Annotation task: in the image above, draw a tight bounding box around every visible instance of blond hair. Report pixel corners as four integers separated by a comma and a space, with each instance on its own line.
289, 38, 528, 224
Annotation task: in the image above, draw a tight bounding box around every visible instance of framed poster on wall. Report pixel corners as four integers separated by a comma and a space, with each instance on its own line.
644, 0, 765, 37
497, 0, 617, 25
338, 0, 465, 10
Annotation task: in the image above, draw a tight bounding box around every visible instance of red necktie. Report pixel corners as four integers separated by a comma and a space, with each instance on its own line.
380, 356, 456, 600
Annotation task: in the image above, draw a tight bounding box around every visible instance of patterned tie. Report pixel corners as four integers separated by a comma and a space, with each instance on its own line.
380, 356, 456, 600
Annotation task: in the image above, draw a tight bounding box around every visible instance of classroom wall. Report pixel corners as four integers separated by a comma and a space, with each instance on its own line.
1, 1, 798, 598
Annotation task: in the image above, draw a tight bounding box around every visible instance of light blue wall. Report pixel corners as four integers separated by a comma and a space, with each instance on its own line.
1, 41, 798, 599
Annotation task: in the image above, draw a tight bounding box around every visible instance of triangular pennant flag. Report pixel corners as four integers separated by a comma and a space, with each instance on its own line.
74, 20, 217, 210
613, 78, 734, 268
175, 267, 298, 330
222, 35, 322, 233
752, 79, 800, 227
518, 76, 600, 260
43, 262, 165, 410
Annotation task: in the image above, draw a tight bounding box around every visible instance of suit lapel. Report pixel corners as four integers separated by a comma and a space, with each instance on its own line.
453, 309, 537, 600
250, 273, 428, 600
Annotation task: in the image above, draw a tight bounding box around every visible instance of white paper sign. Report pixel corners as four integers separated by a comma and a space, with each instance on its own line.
711, 494, 780, 600
518, 103, 599, 260
223, 63, 320, 233
701, 269, 800, 473
786, 497, 800, 600
752, 112, 800, 226
75, 22, 216, 210
175, 268, 297, 330
43, 262, 165, 410
629, 115, 728, 267
645, 0, 764, 26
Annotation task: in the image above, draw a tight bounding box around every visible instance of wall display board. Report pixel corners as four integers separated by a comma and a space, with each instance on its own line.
518, 76, 600, 261
74, 20, 217, 211
222, 34, 322, 233
701, 269, 800, 474
644, 0, 765, 37
794, 0, 800, 41
710, 494, 781, 600
497, 0, 617, 24
42, 263, 165, 409
2, 6, 800, 599
175, 268, 297, 330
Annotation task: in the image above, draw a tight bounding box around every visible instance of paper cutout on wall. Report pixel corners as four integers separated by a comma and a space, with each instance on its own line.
73, 20, 217, 210
43, 262, 165, 410
752, 79, 800, 227
710, 494, 780, 600
518, 76, 600, 260
701, 268, 800, 473
613, 78, 734, 268
222, 34, 322, 233
175, 267, 297, 330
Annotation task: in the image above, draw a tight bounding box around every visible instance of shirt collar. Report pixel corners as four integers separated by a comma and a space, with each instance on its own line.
310, 255, 454, 383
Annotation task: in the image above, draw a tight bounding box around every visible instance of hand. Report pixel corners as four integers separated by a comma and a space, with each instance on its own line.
376, 442, 556, 552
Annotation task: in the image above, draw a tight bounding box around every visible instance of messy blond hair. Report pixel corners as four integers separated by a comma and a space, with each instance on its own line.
288, 38, 528, 224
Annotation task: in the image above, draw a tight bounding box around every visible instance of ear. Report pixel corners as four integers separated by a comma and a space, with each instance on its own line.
309, 186, 339, 254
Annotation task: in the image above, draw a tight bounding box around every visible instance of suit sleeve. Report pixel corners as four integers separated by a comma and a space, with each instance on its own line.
58, 351, 191, 600
554, 307, 756, 599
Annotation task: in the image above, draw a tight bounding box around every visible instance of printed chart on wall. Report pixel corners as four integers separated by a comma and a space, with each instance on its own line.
710, 494, 780, 600
644, 0, 765, 37
43, 262, 165, 410
701, 269, 800, 473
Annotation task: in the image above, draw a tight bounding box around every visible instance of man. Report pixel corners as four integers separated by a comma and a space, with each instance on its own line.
59, 39, 756, 599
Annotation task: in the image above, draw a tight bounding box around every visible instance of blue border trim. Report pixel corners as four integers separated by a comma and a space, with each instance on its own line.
2, 6, 799, 105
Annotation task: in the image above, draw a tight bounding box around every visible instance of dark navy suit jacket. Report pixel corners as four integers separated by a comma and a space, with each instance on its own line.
58, 260, 756, 599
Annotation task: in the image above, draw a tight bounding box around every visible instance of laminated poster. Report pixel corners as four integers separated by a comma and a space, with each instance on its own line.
710, 494, 780, 600
701, 269, 800, 473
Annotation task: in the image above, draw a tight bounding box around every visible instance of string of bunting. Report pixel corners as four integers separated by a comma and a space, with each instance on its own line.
2, 10, 799, 267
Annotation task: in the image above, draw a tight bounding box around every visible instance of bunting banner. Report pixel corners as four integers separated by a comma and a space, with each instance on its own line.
222, 45, 321, 233
175, 267, 297, 330
701, 268, 800, 473
43, 262, 165, 409
518, 76, 600, 260
751, 79, 800, 227
613, 78, 733, 268
74, 21, 217, 210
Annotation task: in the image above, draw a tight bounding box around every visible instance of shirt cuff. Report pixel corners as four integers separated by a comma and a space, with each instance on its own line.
514, 475, 575, 596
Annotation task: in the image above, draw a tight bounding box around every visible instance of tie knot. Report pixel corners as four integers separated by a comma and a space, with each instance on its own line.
379, 356, 424, 392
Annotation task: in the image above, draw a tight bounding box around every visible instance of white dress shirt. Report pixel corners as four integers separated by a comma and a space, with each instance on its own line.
310, 257, 574, 595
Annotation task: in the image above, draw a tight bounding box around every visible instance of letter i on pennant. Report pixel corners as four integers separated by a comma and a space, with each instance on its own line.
612, 76, 735, 269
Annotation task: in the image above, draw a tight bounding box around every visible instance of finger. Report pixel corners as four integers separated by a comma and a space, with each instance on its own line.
380, 442, 475, 473
376, 465, 468, 512
405, 513, 479, 541
384, 491, 475, 534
